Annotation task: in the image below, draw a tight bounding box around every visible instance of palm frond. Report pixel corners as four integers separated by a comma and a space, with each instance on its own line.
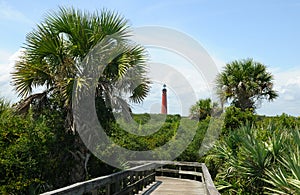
264, 167, 298, 194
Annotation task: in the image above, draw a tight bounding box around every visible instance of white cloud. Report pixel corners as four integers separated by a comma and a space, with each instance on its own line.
257, 68, 300, 116
0, 49, 22, 102
0, 50, 11, 62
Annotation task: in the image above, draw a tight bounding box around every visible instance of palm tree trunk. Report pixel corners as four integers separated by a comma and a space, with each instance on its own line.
69, 135, 91, 183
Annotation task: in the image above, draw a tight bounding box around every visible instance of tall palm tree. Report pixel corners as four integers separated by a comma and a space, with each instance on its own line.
215, 58, 278, 111
12, 7, 150, 126
11, 7, 150, 183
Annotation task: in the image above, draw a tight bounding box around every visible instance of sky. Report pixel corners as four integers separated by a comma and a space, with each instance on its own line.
0, 0, 300, 116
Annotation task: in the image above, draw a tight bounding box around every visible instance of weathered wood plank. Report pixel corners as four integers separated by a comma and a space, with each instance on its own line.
179, 170, 203, 176
201, 163, 220, 195
150, 176, 206, 195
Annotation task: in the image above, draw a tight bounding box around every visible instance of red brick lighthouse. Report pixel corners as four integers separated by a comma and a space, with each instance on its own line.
161, 84, 167, 114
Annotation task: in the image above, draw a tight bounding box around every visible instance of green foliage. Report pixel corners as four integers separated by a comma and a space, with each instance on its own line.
111, 114, 181, 151
0, 96, 119, 194
176, 117, 210, 162
223, 106, 256, 132
95, 113, 209, 163
274, 113, 299, 129
206, 117, 300, 194
133, 113, 151, 125
0, 99, 54, 194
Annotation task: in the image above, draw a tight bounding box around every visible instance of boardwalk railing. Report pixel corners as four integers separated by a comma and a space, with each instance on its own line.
201, 163, 220, 195
41, 161, 219, 195
130, 161, 220, 195
41, 163, 156, 195
130, 161, 202, 181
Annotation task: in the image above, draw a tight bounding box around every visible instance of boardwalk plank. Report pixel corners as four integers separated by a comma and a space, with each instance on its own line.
145, 176, 206, 195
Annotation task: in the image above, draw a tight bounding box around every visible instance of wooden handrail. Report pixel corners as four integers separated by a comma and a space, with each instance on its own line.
201, 163, 220, 195
129, 160, 203, 167
40, 163, 156, 195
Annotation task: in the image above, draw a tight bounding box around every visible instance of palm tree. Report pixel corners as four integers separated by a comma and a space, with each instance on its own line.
11, 7, 150, 183
189, 98, 218, 120
12, 7, 150, 126
215, 58, 278, 111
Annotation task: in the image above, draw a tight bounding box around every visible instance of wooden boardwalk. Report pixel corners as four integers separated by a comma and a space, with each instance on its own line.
41, 161, 219, 195
146, 176, 206, 195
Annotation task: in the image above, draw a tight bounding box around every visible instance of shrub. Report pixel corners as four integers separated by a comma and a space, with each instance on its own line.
223, 106, 256, 133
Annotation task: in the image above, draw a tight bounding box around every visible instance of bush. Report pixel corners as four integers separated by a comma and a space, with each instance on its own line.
0, 103, 54, 194
206, 120, 300, 194
223, 106, 256, 133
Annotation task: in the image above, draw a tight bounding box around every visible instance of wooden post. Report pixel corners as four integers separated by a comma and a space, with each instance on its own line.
139, 172, 143, 191
105, 184, 110, 195
145, 170, 149, 186
91, 189, 97, 195
133, 172, 138, 194
179, 165, 181, 178
129, 174, 134, 195
115, 180, 120, 193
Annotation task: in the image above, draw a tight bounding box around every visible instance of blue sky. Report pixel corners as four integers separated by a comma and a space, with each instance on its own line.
0, 0, 300, 116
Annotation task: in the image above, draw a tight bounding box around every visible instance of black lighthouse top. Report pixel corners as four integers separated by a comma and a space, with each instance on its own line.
162, 84, 167, 92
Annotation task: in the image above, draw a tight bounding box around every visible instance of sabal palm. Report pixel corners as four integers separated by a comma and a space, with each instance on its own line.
216, 58, 277, 111
190, 98, 218, 120
211, 126, 275, 193
264, 129, 300, 194
210, 123, 300, 194
12, 7, 150, 124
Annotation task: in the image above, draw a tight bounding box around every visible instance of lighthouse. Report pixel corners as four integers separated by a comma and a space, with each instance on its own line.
161, 84, 167, 114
